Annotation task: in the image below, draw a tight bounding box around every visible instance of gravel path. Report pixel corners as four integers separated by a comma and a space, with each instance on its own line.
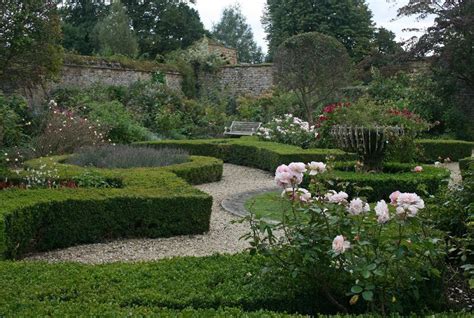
25, 164, 275, 264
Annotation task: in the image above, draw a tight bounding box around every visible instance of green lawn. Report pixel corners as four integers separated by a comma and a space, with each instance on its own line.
245, 191, 292, 221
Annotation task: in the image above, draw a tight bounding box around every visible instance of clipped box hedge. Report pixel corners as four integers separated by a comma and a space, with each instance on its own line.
416, 139, 474, 163
459, 156, 474, 179
139, 137, 356, 172
314, 162, 451, 202
0, 155, 223, 259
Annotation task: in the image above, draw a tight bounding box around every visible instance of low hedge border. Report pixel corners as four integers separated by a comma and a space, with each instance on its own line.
138, 137, 356, 172
320, 162, 451, 202
0, 254, 454, 316
416, 139, 474, 163
0, 156, 223, 259
459, 157, 474, 178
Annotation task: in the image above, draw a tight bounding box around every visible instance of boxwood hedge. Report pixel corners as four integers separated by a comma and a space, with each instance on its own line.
318, 162, 451, 202
459, 157, 474, 178
0, 155, 223, 259
139, 137, 356, 172
416, 139, 474, 163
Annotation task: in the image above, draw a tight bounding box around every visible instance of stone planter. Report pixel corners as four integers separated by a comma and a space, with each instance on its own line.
330, 125, 405, 170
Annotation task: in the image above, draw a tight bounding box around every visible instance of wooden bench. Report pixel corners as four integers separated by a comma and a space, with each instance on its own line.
224, 121, 262, 137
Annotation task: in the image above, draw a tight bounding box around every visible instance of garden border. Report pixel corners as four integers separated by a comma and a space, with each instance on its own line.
0, 155, 223, 259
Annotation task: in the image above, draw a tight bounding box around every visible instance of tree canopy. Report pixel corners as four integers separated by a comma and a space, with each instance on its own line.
212, 5, 264, 64
95, 0, 138, 57
122, 0, 206, 58
263, 0, 374, 61
274, 32, 351, 124
0, 0, 63, 91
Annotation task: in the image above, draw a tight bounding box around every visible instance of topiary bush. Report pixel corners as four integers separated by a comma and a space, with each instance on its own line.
0, 155, 223, 259
416, 139, 474, 163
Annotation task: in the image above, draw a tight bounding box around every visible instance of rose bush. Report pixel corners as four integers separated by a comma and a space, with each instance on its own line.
244, 161, 446, 314
257, 114, 320, 149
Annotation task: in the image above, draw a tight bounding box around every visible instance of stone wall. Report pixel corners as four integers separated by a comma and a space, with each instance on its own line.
55, 64, 183, 92
201, 64, 274, 97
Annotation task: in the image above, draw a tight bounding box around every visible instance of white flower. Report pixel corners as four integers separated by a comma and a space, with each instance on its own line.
307, 161, 327, 175
375, 200, 390, 224
282, 187, 312, 203
394, 192, 425, 218
332, 235, 350, 254
325, 191, 349, 204
288, 162, 307, 174
434, 161, 442, 167
347, 198, 370, 215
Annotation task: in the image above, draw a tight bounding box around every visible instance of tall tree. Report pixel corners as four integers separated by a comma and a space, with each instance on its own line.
263, 0, 374, 61
94, 0, 138, 57
212, 5, 264, 64
274, 32, 351, 124
397, 0, 474, 139
59, 0, 107, 55
122, 0, 205, 58
0, 0, 63, 91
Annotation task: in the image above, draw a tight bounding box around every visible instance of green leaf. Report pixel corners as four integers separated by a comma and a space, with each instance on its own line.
362, 290, 374, 301
362, 270, 371, 279
351, 285, 363, 294
367, 263, 377, 271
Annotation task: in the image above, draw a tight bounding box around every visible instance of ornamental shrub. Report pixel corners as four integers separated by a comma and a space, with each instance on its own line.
244, 161, 446, 314
68, 145, 189, 169
257, 114, 319, 149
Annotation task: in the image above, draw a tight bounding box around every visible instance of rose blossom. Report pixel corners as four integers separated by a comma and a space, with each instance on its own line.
288, 162, 307, 174
389, 191, 401, 206
395, 192, 425, 217
375, 200, 390, 224
325, 191, 349, 204
332, 235, 350, 255
282, 187, 312, 203
413, 166, 423, 173
307, 161, 327, 175
275, 164, 303, 188
347, 198, 370, 215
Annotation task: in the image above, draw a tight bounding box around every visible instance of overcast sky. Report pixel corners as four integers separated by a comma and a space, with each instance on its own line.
193, 0, 434, 54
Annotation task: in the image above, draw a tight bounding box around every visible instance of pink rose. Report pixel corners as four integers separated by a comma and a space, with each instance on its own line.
275, 164, 303, 188
282, 187, 312, 203
413, 166, 423, 173
375, 200, 390, 224
332, 235, 350, 254
395, 192, 425, 217
307, 161, 327, 175
347, 198, 370, 215
325, 191, 349, 204
389, 191, 401, 206
289, 162, 307, 174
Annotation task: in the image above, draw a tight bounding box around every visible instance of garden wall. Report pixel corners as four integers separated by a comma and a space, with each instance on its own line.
200, 64, 275, 97
57, 64, 183, 92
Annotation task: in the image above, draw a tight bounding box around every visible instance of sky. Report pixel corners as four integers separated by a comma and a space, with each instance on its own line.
193, 0, 435, 54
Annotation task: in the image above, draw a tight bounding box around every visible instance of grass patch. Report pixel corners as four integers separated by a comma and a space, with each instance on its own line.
245, 191, 292, 221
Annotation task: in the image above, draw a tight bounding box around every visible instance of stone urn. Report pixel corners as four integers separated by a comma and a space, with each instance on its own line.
330, 125, 405, 171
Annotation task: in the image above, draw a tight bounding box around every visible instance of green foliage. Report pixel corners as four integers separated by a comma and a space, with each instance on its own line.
0, 93, 29, 148
274, 32, 351, 124
319, 162, 450, 202
122, 0, 205, 58
246, 168, 446, 314
0, 155, 222, 259
0, 1, 63, 90
236, 91, 300, 123
212, 5, 264, 64
263, 0, 374, 61
68, 145, 189, 169
85, 100, 152, 143
59, 0, 107, 55
140, 137, 355, 172
94, 1, 138, 57
415, 139, 474, 163
459, 157, 474, 178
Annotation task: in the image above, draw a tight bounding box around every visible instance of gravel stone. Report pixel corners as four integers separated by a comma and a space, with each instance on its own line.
24, 164, 275, 264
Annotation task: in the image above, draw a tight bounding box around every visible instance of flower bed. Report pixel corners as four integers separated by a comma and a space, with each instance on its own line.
139, 137, 356, 172
0, 155, 223, 259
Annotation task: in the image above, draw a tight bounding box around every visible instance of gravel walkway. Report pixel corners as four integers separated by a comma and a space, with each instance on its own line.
25, 164, 275, 264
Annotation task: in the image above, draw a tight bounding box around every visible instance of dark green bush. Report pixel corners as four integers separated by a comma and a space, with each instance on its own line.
0, 155, 223, 259
68, 145, 189, 169
318, 162, 450, 202
139, 137, 356, 172
459, 157, 474, 178
416, 139, 474, 162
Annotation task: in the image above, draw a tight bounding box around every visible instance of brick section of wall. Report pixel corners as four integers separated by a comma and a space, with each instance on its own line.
201, 64, 274, 97
56, 64, 183, 92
